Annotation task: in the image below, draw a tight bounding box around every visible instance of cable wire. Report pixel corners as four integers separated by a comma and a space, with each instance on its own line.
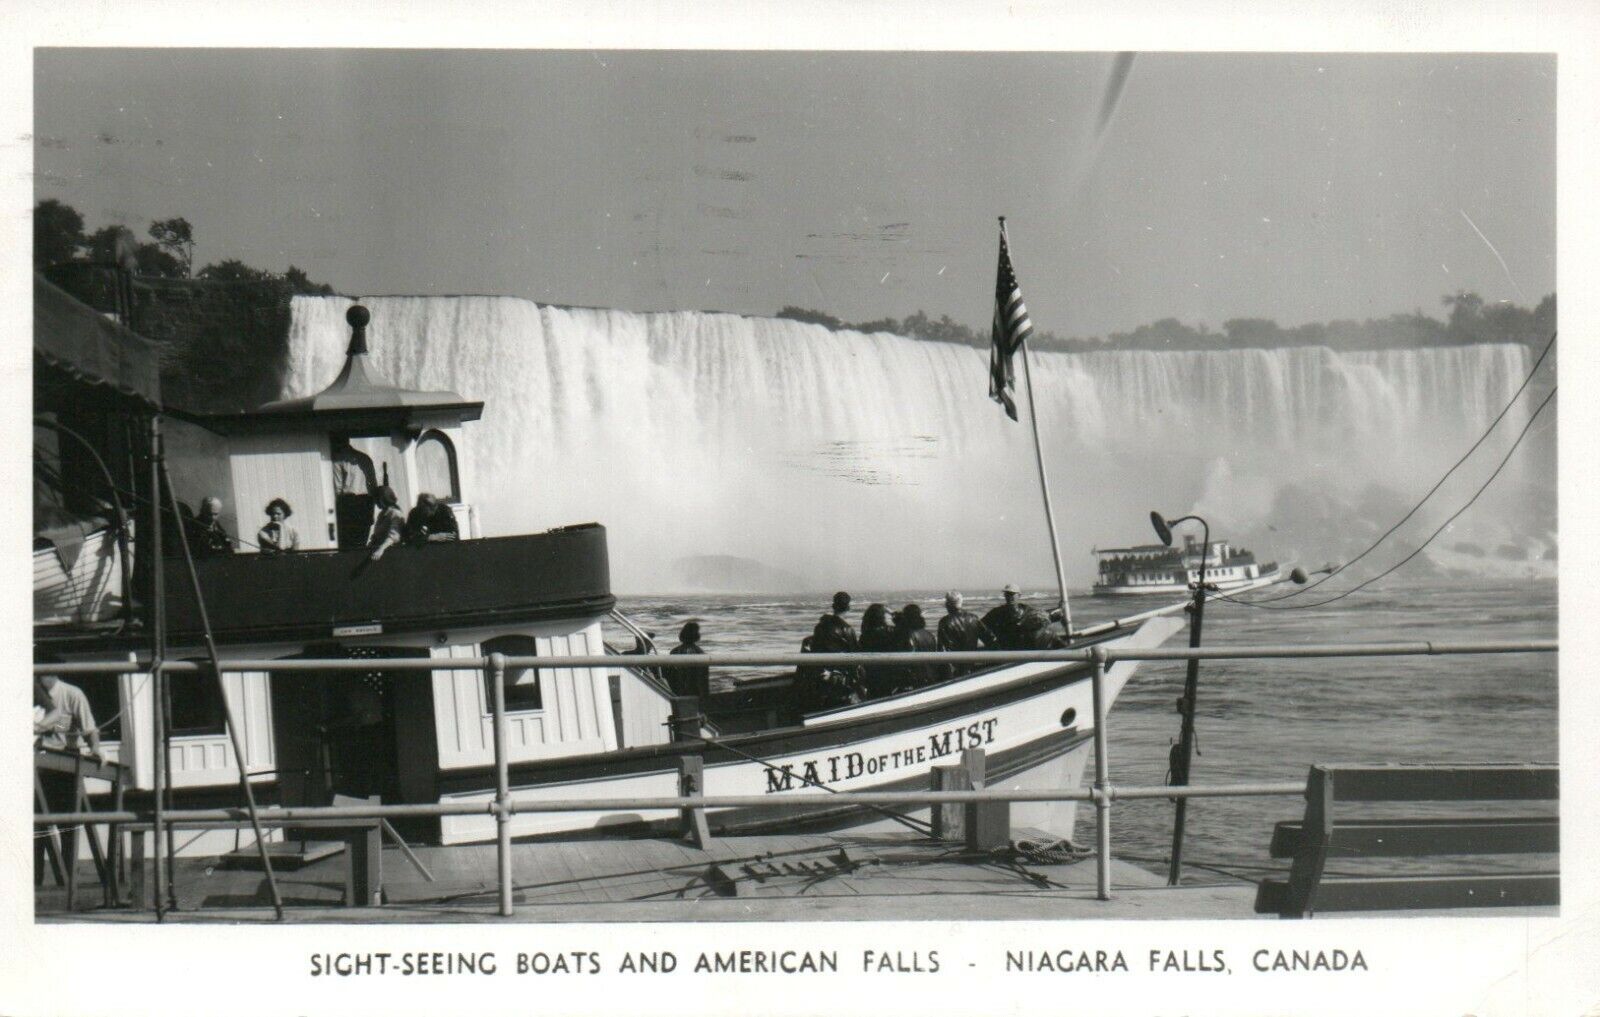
1215, 385, 1555, 611
1249, 331, 1555, 604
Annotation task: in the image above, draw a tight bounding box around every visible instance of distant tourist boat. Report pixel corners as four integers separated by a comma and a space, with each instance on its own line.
1091, 535, 1280, 596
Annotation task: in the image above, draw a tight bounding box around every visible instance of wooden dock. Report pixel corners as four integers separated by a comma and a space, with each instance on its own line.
37, 831, 1266, 922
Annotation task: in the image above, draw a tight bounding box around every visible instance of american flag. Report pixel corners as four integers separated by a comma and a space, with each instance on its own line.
989, 222, 1034, 421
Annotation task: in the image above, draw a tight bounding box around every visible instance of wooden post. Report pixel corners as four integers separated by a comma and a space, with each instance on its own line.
148, 416, 168, 921
65, 756, 81, 910
1091, 648, 1113, 900
930, 764, 971, 842
669, 696, 702, 743
678, 755, 712, 848
34, 769, 66, 888
488, 652, 514, 917
961, 748, 1009, 852
110, 765, 125, 905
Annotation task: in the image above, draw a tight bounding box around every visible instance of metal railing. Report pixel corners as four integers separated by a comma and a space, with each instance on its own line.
36, 637, 1556, 918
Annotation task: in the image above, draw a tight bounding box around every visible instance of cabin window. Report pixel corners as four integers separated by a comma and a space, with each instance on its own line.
481, 635, 542, 712
416, 430, 460, 504
168, 660, 229, 737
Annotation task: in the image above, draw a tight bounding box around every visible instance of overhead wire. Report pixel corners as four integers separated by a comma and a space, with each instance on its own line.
1246, 331, 1556, 604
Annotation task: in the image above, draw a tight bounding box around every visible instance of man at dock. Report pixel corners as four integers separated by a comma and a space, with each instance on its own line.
33, 670, 104, 884
33, 672, 103, 763
937, 591, 992, 675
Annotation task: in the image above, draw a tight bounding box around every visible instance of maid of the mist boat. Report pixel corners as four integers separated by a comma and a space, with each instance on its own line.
1092, 537, 1282, 597
38, 298, 1201, 850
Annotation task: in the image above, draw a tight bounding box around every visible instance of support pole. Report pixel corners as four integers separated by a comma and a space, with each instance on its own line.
160, 461, 284, 918
1006, 219, 1073, 636
160, 669, 177, 909
148, 417, 167, 920
1091, 647, 1112, 900
1167, 522, 1211, 886
488, 652, 513, 917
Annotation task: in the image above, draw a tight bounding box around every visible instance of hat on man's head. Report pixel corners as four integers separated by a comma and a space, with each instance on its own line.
1002, 583, 1020, 595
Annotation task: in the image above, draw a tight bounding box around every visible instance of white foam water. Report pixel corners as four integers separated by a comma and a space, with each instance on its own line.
284, 295, 1552, 592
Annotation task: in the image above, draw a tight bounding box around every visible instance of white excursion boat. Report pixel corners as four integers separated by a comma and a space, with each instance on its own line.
1091, 535, 1281, 597
37, 282, 1191, 852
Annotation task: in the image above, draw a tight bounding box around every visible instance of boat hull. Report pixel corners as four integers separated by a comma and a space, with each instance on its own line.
1092, 567, 1282, 597
435, 616, 1183, 844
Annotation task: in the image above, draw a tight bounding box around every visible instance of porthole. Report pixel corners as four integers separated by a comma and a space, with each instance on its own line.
1060, 707, 1078, 728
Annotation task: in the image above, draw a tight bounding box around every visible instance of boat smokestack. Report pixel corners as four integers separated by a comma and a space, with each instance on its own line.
346, 304, 370, 357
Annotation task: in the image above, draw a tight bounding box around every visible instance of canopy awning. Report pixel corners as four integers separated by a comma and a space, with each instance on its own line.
34, 273, 162, 412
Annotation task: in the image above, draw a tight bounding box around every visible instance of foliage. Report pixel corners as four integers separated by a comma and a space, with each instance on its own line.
776, 292, 1555, 354
36, 199, 339, 412
148, 217, 195, 277
198, 259, 276, 284
33, 199, 85, 267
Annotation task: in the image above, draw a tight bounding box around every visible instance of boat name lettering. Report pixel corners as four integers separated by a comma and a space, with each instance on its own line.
763, 717, 1000, 793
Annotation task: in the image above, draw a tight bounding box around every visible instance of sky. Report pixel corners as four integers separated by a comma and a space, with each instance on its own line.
34, 49, 1554, 338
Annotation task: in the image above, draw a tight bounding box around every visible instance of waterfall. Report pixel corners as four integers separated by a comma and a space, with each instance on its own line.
284, 295, 1554, 593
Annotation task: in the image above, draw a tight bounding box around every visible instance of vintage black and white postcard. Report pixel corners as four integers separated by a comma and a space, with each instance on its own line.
3, 2, 1596, 1015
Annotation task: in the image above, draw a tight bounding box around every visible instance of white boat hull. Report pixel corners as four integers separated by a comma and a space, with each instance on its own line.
436, 616, 1183, 844
1093, 567, 1283, 597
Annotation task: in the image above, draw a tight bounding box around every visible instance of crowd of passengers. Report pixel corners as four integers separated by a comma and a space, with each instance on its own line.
173, 488, 458, 560
659, 586, 1071, 711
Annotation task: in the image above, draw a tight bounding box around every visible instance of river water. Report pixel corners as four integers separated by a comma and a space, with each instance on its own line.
607, 575, 1557, 877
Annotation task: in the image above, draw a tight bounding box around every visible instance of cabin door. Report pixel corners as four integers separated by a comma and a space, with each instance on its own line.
270, 644, 430, 806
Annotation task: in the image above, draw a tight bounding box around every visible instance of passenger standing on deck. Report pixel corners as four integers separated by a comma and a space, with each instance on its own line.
256, 498, 299, 554
668, 621, 711, 699
331, 439, 378, 549
189, 496, 233, 556
892, 603, 944, 690
858, 603, 898, 699
803, 591, 860, 709
981, 583, 1029, 650
367, 486, 405, 560
937, 591, 992, 674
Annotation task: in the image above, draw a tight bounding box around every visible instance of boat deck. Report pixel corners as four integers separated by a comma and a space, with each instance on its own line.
38, 830, 1276, 922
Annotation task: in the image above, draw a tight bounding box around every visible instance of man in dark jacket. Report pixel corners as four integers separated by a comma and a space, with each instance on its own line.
980, 583, 1029, 650
892, 603, 945, 689
668, 620, 711, 699
937, 591, 992, 675
801, 592, 860, 709
188, 496, 233, 557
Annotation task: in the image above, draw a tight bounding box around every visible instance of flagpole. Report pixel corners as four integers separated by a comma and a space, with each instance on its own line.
1002, 218, 1075, 635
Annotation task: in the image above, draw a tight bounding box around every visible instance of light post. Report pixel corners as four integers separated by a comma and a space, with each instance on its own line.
1152, 511, 1312, 883
1150, 510, 1211, 886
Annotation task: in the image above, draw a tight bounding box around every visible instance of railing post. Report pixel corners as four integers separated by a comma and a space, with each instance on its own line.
1091, 647, 1113, 901
488, 652, 513, 917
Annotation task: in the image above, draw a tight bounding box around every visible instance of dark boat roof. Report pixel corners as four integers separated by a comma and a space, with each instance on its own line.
34, 273, 162, 412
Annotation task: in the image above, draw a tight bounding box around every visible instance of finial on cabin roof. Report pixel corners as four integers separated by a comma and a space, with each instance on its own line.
346, 304, 370, 357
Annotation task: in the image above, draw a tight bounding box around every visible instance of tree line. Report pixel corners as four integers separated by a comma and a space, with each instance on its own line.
34, 198, 338, 412
777, 290, 1555, 352
33, 198, 333, 294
